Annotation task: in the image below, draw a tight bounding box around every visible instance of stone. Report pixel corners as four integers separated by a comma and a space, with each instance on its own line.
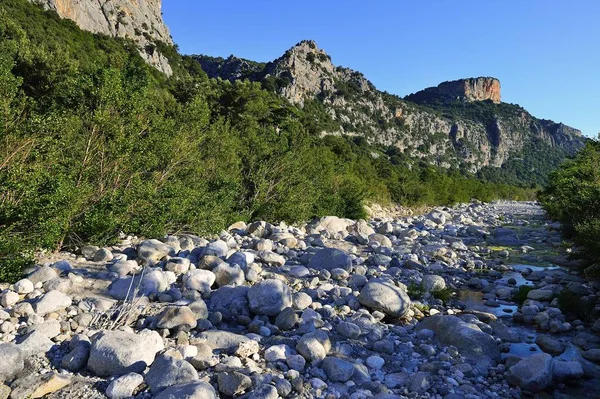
138, 239, 177, 265
265, 345, 292, 362
0, 344, 23, 383
13, 279, 34, 295
217, 371, 252, 396
188, 299, 209, 320
105, 373, 144, 399
235, 340, 260, 358
369, 233, 392, 248
408, 371, 431, 393
154, 381, 218, 399
25, 320, 61, 339
366, 355, 385, 370
213, 263, 245, 286
209, 286, 250, 318
527, 289, 554, 301
275, 307, 298, 330
94, 248, 114, 262
247, 279, 292, 316
156, 306, 197, 331
249, 384, 279, 399
183, 269, 216, 293
87, 330, 164, 377
27, 266, 58, 285
359, 279, 411, 318
17, 331, 54, 357
9, 372, 71, 399
286, 354, 306, 371
0, 291, 19, 308
421, 275, 446, 292
165, 258, 191, 274
296, 331, 330, 362
552, 359, 584, 381
32, 290, 72, 315
196, 330, 250, 353
582, 349, 600, 363
200, 240, 229, 258
108, 270, 172, 300
416, 315, 500, 374
307, 248, 352, 272
535, 335, 565, 355
506, 353, 553, 392
145, 353, 199, 394
61, 342, 91, 372
322, 357, 355, 382
337, 321, 361, 339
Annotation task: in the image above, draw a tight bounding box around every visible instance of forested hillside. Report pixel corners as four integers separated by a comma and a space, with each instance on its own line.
1, 0, 533, 278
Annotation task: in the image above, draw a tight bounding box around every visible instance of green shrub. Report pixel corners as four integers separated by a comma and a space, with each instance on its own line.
539, 139, 600, 273
513, 285, 533, 305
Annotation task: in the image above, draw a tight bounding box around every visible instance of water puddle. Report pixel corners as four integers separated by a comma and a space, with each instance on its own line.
501, 342, 541, 359
458, 290, 517, 317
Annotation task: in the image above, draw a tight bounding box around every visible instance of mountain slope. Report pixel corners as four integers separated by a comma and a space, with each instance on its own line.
195, 40, 586, 182
29, 0, 173, 75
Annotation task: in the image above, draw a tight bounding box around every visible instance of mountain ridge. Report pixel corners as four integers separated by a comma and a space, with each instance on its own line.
194, 40, 585, 177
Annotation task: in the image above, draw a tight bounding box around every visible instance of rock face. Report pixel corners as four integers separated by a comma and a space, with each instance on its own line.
195, 40, 585, 174
406, 77, 501, 104
29, 0, 173, 75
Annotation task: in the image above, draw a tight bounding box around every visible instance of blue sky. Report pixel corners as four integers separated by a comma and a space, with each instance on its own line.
163, 1, 599, 137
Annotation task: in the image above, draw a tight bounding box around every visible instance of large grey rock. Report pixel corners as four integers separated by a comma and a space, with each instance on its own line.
27, 266, 58, 284
108, 270, 172, 300
209, 286, 250, 319
506, 353, 553, 392
33, 290, 72, 315
247, 279, 292, 316
105, 373, 144, 399
213, 263, 245, 286
552, 358, 584, 381
421, 275, 446, 292
0, 343, 23, 383
196, 330, 250, 353
183, 269, 216, 293
61, 342, 91, 372
416, 315, 500, 374
200, 240, 229, 258
145, 353, 199, 394
359, 280, 411, 318
17, 330, 54, 357
307, 248, 352, 272
296, 331, 330, 362
138, 239, 177, 265
217, 371, 252, 396
87, 330, 164, 377
322, 357, 355, 382
535, 335, 565, 355
154, 381, 218, 399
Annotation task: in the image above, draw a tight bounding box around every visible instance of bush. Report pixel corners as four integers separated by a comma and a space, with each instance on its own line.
539, 139, 600, 273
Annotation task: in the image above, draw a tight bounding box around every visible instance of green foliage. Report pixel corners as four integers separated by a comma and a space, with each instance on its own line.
432, 288, 455, 302
513, 286, 534, 305
557, 289, 595, 320
540, 139, 600, 271
407, 283, 425, 299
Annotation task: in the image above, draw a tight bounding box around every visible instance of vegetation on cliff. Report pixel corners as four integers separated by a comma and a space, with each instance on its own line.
0, 0, 533, 280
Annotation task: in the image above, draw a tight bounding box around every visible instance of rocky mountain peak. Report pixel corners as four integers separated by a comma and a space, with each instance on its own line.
262, 40, 336, 105
29, 0, 173, 75
406, 77, 501, 104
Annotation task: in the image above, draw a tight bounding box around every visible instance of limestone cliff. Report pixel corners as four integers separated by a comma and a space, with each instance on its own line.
406, 78, 501, 104
29, 0, 173, 75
